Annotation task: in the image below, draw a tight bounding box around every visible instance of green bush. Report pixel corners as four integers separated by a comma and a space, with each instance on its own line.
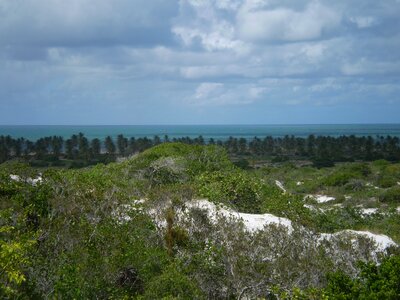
312, 158, 335, 168
380, 186, 400, 203
347, 162, 371, 177
127, 143, 233, 178
324, 171, 354, 186
324, 255, 400, 299
144, 264, 204, 299
372, 159, 390, 168
324, 163, 371, 186
377, 175, 397, 188
196, 170, 262, 213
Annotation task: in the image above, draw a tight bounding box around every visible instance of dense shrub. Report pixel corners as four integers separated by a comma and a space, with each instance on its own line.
312, 158, 335, 168
380, 186, 400, 203
324, 163, 371, 186
324, 171, 354, 186
144, 264, 204, 299
377, 175, 397, 188
129, 143, 233, 177
196, 170, 262, 213
324, 255, 400, 299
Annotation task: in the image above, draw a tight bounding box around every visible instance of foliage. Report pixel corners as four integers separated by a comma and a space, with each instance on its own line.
196, 169, 262, 212
0, 224, 36, 297
324, 255, 400, 299
380, 186, 400, 203
1, 143, 399, 298
144, 264, 204, 299
260, 184, 313, 226
323, 163, 370, 187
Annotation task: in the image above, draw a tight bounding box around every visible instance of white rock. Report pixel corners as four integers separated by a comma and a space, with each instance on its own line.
304, 204, 319, 211
10, 174, 20, 181
296, 181, 304, 186
360, 208, 378, 216
305, 194, 336, 203
112, 200, 146, 224
319, 230, 397, 260
27, 176, 43, 186
187, 199, 293, 232
10, 174, 42, 186
275, 180, 286, 193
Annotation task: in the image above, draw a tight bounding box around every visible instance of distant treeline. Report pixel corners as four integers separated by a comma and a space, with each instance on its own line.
1, 133, 399, 167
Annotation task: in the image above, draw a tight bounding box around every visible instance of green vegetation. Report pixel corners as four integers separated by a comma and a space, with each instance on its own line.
1, 143, 399, 299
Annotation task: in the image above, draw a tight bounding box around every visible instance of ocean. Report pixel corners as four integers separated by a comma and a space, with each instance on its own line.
1, 124, 400, 141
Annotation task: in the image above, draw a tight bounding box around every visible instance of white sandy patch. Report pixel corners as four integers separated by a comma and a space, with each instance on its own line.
397, 207, 400, 213
10, 174, 20, 181
188, 201, 396, 254
275, 180, 286, 193
366, 182, 380, 189
320, 230, 396, 254
112, 199, 146, 224
360, 208, 378, 215
10, 174, 43, 186
113, 199, 396, 257
304, 204, 319, 211
296, 181, 304, 186
187, 199, 292, 232
305, 194, 336, 203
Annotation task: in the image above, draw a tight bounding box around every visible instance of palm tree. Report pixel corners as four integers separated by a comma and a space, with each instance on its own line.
105, 136, 116, 155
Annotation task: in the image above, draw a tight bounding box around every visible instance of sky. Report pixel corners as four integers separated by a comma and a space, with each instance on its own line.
0, 0, 399, 125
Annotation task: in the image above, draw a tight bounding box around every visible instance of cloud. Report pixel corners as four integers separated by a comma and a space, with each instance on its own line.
1, 0, 400, 124
237, 1, 342, 42
349, 16, 377, 28
341, 59, 400, 76
188, 82, 266, 106
0, 0, 178, 48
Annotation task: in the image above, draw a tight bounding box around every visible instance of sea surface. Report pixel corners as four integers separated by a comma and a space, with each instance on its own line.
1, 124, 400, 141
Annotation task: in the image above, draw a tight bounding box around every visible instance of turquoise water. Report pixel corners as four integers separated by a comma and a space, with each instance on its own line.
1, 124, 400, 141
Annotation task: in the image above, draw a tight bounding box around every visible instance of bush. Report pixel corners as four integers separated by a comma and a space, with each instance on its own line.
344, 179, 365, 191
324, 163, 371, 186
324, 255, 400, 299
380, 186, 400, 203
324, 171, 354, 186
347, 163, 371, 177
144, 264, 204, 299
196, 170, 262, 213
312, 158, 335, 168
372, 159, 390, 168
377, 175, 397, 188
233, 158, 250, 170
145, 157, 187, 186
127, 143, 233, 178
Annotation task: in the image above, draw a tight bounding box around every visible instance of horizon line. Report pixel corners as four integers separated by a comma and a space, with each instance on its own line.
1, 123, 400, 126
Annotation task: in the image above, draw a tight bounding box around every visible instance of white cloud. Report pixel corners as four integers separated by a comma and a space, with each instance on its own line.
188, 82, 266, 106
341, 59, 400, 76
349, 16, 377, 28
173, 21, 245, 52
237, 1, 342, 42
173, 0, 248, 53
